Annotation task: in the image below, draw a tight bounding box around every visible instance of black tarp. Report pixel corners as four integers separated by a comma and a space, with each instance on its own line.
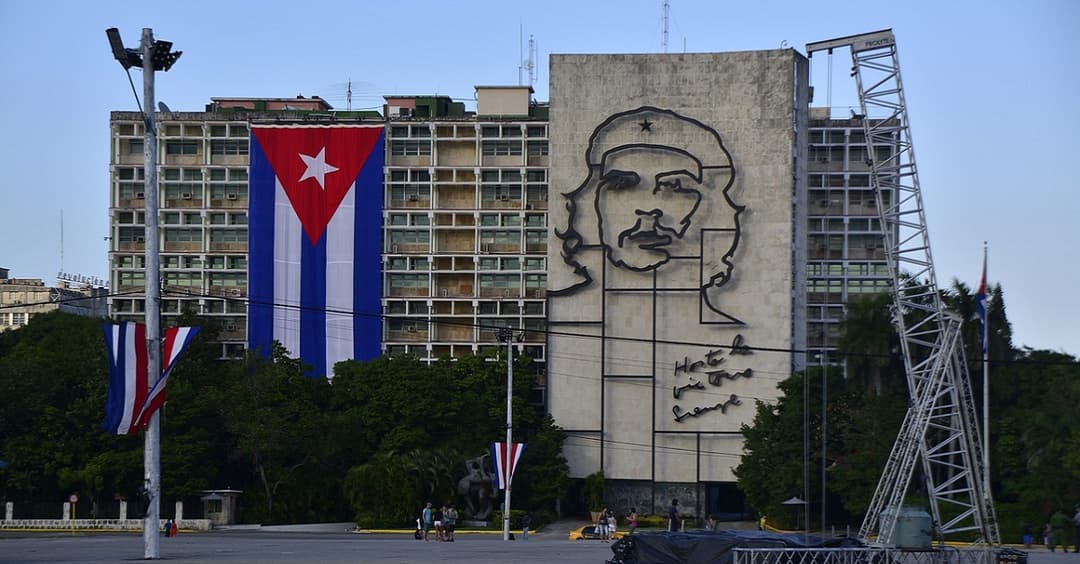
607, 529, 865, 564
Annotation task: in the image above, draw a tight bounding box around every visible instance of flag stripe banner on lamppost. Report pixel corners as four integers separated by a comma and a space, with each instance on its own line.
102, 323, 199, 435
491, 442, 526, 490
133, 326, 200, 429
102, 322, 148, 435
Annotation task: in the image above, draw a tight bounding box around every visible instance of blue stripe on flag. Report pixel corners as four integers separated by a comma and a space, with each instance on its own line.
248, 137, 275, 358
301, 230, 328, 377
353, 133, 384, 361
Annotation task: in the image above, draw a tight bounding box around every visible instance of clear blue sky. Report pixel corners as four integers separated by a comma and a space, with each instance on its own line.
1, 0, 1076, 355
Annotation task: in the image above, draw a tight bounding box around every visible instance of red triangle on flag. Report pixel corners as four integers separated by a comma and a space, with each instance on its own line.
252, 127, 382, 244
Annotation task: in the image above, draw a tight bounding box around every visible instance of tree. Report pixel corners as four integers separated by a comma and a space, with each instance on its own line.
839, 292, 899, 396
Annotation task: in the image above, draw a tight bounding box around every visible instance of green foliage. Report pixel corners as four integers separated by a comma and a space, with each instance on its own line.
583, 471, 605, 511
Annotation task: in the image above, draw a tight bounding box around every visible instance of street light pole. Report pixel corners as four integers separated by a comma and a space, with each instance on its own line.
499, 327, 513, 541
107, 26, 180, 560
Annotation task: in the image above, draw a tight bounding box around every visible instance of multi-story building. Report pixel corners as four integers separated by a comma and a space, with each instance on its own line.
381, 87, 548, 373
107, 95, 361, 358
108, 90, 548, 368
805, 108, 895, 365
0, 268, 107, 332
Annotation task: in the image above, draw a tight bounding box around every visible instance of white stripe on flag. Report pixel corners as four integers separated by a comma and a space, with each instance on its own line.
325, 182, 355, 377
120, 324, 139, 433
274, 180, 302, 358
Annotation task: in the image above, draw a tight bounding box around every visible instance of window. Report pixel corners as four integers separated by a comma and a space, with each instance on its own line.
388, 230, 431, 244
166, 140, 198, 155
209, 228, 247, 243
526, 125, 547, 137
501, 258, 520, 270
479, 230, 520, 245
482, 141, 522, 156
524, 214, 545, 227
389, 214, 409, 226
525, 273, 546, 289
478, 258, 498, 270
164, 272, 202, 287
390, 140, 431, 156
209, 213, 227, 225
527, 141, 549, 156
208, 273, 246, 287
117, 226, 143, 242
524, 258, 545, 271
211, 139, 249, 155
165, 228, 202, 243
479, 274, 519, 289
388, 274, 429, 289
127, 139, 144, 154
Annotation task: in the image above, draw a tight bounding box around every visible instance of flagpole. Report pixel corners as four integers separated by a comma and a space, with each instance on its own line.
141, 27, 163, 560
981, 243, 990, 499
500, 328, 513, 541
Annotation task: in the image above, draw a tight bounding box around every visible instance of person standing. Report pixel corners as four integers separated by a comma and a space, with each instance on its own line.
628, 508, 638, 535
607, 510, 617, 539
444, 503, 458, 542
1045, 522, 1055, 551
1023, 523, 1033, 548
598, 506, 609, 542
421, 502, 433, 542
1072, 504, 1080, 553
668, 499, 679, 532
522, 513, 531, 541
434, 505, 445, 542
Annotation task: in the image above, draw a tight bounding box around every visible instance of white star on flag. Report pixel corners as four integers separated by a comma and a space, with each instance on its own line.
298, 147, 339, 189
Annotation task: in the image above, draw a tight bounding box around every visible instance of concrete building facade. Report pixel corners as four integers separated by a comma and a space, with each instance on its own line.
546, 50, 809, 517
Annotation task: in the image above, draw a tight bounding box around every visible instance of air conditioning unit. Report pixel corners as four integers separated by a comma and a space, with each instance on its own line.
408, 194, 419, 201
818, 157, 830, 162
440, 288, 448, 297
504, 289, 513, 298
229, 289, 241, 297
499, 194, 510, 201
406, 326, 416, 333
391, 244, 399, 253
135, 192, 145, 199
226, 193, 238, 200
135, 236, 145, 242
181, 192, 193, 200
819, 199, 831, 207
481, 243, 491, 253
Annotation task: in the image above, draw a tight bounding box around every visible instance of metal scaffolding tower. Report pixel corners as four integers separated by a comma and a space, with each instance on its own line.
806, 30, 999, 546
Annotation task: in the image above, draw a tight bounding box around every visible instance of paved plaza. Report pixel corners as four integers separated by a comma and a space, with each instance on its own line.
2, 529, 1077, 564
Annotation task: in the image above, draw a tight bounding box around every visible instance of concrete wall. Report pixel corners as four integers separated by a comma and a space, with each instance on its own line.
547, 51, 808, 497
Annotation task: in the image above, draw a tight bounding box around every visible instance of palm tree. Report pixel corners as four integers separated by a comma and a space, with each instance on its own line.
839, 292, 896, 396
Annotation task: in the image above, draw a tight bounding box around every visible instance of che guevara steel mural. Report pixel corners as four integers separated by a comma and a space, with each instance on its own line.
549, 106, 755, 422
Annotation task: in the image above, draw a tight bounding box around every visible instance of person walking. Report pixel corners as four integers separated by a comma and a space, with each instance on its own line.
667, 499, 679, 532
628, 508, 638, 535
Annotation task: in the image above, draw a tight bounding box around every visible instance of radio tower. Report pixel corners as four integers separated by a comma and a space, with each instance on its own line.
662, 0, 670, 53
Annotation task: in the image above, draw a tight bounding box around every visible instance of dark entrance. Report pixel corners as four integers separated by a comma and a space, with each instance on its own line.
704, 482, 754, 522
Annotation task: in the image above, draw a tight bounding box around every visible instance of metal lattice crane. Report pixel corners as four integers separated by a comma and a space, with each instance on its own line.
805, 30, 999, 546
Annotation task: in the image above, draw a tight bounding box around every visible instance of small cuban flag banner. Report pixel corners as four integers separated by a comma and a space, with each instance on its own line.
491, 442, 526, 491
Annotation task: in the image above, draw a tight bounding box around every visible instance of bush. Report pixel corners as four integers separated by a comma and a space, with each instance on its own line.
490, 509, 530, 529
635, 514, 669, 529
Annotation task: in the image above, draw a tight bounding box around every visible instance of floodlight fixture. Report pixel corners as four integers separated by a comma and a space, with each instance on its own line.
106, 27, 142, 69
150, 40, 182, 71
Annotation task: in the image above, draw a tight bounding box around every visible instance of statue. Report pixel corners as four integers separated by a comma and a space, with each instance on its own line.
456, 453, 496, 521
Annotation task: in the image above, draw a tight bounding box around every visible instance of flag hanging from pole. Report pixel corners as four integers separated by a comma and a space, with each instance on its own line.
491, 442, 526, 491
247, 124, 385, 378
133, 326, 199, 429
101, 322, 147, 435
975, 249, 988, 355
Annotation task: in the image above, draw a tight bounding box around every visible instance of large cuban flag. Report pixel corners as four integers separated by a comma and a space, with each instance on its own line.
248, 125, 385, 378
491, 442, 526, 491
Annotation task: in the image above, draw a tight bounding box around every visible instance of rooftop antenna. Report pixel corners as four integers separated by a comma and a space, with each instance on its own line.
518, 22, 524, 86
346, 80, 353, 111
60, 208, 64, 273
526, 35, 537, 88
662, 0, 670, 53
